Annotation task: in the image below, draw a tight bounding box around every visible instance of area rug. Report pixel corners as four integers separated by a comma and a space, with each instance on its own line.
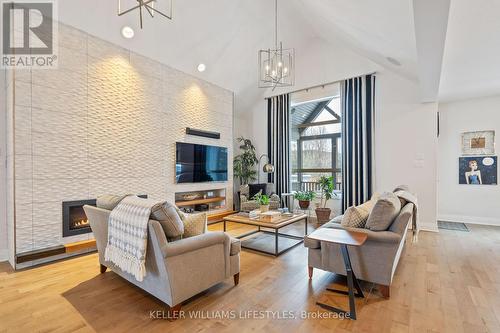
437, 221, 469, 232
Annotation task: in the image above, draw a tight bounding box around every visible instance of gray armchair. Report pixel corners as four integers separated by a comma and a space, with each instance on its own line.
239, 183, 281, 211
84, 205, 241, 313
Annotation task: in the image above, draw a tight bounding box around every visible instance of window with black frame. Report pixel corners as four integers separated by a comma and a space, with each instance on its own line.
290, 95, 342, 192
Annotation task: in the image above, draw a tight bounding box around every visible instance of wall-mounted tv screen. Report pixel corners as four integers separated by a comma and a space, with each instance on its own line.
176, 142, 228, 183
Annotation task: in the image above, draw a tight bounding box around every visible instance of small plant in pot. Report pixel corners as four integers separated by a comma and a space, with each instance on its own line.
315, 176, 334, 223
252, 192, 270, 212
294, 191, 316, 209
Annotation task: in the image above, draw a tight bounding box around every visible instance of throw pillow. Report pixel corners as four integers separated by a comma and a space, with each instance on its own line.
339, 193, 379, 228
331, 215, 344, 224
249, 183, 268, 198
150, 201, 185, 239
183, 212, 207, 238
365, 192, 402, 231
370, 192, 381, 202
341, 205, 370, 228
96, 194, 130, 210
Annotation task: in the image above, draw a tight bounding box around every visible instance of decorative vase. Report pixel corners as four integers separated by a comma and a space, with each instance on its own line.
315, 208, 331, 223
298, 200, 310, 209
260, 204, 270, 212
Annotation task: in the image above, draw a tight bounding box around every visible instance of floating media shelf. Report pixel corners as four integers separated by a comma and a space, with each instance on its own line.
176, 196, 226, 207
175, 189, 235, 224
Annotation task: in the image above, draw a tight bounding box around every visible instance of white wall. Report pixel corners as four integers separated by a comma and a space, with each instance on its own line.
0, 69, 7, 261
438, 95, 500, 226
375, 71, 438, 231
242, 39, 439, 231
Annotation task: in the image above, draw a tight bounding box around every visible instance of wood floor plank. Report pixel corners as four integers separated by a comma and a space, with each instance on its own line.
0, 223, 499, 332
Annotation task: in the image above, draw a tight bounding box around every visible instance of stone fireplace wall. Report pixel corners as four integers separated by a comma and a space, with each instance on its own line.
6, 22, 234, 261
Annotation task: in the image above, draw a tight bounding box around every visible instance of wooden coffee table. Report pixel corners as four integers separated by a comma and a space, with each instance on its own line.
223, 213, 308, 256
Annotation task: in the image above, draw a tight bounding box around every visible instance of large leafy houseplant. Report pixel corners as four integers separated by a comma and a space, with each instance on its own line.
315, 176, 334, 223
233, 137, 258, 185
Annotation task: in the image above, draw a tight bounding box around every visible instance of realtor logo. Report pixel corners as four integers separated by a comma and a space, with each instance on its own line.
1, 1, 58, 68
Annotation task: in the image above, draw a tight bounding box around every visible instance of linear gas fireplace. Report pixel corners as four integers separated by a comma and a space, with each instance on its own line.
62, 195, 148, 237
62, 199, 96, 237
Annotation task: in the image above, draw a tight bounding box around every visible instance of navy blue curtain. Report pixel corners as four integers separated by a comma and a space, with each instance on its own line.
267, 94, 290, 197
341, 74, 376, 212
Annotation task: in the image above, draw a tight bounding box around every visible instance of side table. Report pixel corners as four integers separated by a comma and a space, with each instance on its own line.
306, 228, 367, 320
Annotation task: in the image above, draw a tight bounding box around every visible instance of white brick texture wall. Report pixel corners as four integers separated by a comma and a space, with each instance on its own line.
8, 23, 234, 253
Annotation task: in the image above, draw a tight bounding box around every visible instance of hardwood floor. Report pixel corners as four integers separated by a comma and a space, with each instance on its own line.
1, 222, 499, 332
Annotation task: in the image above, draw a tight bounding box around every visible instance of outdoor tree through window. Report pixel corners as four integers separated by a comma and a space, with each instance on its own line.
291, 96, 342, 191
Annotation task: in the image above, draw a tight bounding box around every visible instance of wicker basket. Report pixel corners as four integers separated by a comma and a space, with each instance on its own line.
315, 208, 331, 223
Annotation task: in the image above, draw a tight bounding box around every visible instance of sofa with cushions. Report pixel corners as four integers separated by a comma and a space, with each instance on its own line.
239, 183, 281, 211
84, 195, 241, 311
304, 186, 414, 298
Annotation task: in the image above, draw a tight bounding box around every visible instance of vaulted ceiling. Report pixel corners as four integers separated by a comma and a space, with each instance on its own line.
439, 0, 500, 102
57, 0, 500, 111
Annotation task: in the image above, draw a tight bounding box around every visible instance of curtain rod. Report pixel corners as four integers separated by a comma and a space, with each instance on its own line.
265, 71, 377, 99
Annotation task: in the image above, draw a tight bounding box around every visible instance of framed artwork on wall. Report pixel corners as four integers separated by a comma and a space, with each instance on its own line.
459, 156, 497, 185
461, 130, 495, 155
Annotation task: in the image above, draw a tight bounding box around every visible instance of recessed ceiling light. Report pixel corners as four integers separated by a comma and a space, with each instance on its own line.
386, 57, 402, 66
121, 26, 134, 39
197, 63, 206, 72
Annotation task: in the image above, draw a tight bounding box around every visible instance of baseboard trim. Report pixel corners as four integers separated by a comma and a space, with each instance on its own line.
419, 223, 439, 232
409, 222, 439, 233
438, 214, 500, 227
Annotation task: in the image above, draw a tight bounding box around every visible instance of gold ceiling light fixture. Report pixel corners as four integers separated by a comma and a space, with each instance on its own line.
258, 0, 295, 90
118, 0, 173, 29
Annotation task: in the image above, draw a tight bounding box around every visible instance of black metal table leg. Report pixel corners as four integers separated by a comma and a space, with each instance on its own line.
316, 244, 363, 320
229, 216, 307, 256
342, 244, 364, 298
343, 244, 357, 319
223, 220, 226, 232
304, 217, 308, 235
275, 229, 279, 256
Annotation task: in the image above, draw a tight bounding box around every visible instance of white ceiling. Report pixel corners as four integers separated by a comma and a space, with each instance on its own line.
56, 0, 500, 110
293, 0, 418, 80
439, 0, 500, 101
58, 0, 314, 97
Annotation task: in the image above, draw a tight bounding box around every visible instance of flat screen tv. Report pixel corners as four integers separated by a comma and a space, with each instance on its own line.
176, 142, 228, 183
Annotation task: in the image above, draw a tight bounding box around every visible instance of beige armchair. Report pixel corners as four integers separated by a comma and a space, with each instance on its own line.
240, 183, 281, 211
84, 205, 241, 313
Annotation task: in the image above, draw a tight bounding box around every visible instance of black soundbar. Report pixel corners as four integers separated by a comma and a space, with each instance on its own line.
185, 127, 220, 139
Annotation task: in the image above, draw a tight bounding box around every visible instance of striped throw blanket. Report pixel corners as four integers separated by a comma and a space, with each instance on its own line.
104, 195, 158, 282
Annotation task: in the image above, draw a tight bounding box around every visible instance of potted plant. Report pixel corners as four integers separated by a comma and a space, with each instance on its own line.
294, 191, 316, 209
315, 176, 334, 223
252, 192, 270, 212
233, 137, 258, 185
